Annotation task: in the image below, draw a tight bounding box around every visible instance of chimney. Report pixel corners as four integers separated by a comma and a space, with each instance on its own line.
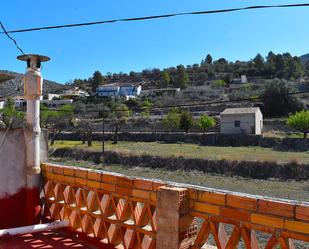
17, 54, 50, 185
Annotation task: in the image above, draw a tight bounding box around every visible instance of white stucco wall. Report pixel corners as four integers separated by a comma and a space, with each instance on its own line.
0, 129, 48, 198
255, 110, 263, 134
220, 113, 262, 135
0, 129, 26, 198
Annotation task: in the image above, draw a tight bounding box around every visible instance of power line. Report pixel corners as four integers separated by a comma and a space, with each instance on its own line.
2, 3, 309, 34
0, 22, 25, 55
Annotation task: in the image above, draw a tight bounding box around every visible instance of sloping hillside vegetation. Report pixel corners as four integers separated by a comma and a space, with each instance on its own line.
0, 70, 66, 97
300, 53, 309, 64
70, 51, 309, 92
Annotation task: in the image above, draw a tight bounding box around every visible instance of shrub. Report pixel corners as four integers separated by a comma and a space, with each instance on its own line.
162, 108, 180, 132
179, 110, 194, 133
213, 79, 226, 88
198, 114, 216, 133
286, 110, 309, 138
262, 79, 304, 117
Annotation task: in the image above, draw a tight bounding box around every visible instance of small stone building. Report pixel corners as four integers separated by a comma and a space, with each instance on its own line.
220, 107, 263, 135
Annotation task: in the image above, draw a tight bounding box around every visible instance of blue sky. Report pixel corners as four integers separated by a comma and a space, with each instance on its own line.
1, 0, 309, 83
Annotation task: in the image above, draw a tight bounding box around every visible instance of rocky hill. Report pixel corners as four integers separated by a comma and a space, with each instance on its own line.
300, 54, 309, 64
0, 70, 66, 97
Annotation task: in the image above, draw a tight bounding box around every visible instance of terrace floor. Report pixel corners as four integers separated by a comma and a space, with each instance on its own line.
0, 230, 114, 249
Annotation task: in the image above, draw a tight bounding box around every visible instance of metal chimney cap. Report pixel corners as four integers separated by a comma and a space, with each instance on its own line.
17, 54, 50, 62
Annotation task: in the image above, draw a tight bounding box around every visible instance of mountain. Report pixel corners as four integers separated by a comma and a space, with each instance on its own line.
0, 70, 66, 97
299, 54, 309, 64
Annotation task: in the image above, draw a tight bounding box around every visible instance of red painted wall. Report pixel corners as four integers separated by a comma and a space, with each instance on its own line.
0, 188, 41, 229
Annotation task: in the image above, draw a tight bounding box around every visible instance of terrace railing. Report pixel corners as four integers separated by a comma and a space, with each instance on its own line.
41, 163, 309, 249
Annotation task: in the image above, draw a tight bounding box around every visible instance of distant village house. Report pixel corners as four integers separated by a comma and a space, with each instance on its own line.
96, 83, 142, 99
231, 75, 248, 84
61, 87, 89, 99
220, 107, 263, 135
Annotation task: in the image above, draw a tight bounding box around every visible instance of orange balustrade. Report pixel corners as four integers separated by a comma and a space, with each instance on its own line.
41, 163, 309, 249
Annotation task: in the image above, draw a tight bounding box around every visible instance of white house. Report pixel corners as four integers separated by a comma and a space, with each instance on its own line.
231, 75, 248, 84
97, 83, 142, 99
0, 99, 5, 109
220, 107, 263, 135
46, 93, 61, 101
14, 96, 26, 107
41, 99, 73, 108
61, 87, 89, 99
97, 84, 119, 97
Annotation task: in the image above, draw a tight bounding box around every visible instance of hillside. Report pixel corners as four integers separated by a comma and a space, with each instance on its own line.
300, 54, 309, 64
71, 52, 309, 92
0, 70, 66, 97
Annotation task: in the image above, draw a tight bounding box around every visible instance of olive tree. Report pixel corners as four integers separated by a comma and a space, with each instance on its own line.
109, 102, 130, 144
162, 108, 180, 132
41, 104, 74, 145
179, 110, 194, 133
0, 97, 25, 128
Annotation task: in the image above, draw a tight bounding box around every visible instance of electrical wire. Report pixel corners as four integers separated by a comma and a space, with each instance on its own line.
1, 3, 309, 34
0, 22, 25, 55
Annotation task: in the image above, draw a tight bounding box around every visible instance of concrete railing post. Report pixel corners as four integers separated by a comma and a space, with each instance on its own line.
156, 186, 195, 249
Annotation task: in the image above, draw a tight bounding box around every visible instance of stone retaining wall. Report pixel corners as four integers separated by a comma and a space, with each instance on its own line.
50, 148, 309, 180
55, 132, 309, 151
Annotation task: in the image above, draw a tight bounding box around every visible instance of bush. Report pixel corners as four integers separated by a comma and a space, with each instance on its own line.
286, 110, 309, 138
213, 80, 226, 88
162, 108, 180, 132
198, 114, 216, 133
179, 110, 194, 133
262, 79, 304, 117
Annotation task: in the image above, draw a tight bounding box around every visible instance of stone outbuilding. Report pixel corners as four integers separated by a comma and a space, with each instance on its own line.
220, 107, 263, 135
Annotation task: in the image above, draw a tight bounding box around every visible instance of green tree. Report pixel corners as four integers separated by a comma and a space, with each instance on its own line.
90, 71, 104, 93
198, 114, 216, 133
223, 74, 233, 85
139, 99, 153, 117
41, 105, 59, 129
286, 110, 309, 138
72, 78, 88, 90
213, 79, 226, 88
74, 119, 93, 146
262, 79, 304, 117
0, 97, 25, 128
287, 57, 304, 79
179, 110, 194, 133
213, 58, 228, 72
109, 102, 130, 144
265, 51, 276, 77
175, 65, 189, 89
253, 54, 265, 72
206, 54, 213, 64
162, 108, 180, 132
161, 70, 171, 87
41, 105, 74, 145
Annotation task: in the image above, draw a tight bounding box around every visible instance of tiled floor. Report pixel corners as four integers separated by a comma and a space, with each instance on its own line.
0, 230, 113, 249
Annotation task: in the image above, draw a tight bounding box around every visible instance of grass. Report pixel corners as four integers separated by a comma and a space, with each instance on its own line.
263, 131, 305, 139
51, 140, 309, 164
49, 158, 309, 202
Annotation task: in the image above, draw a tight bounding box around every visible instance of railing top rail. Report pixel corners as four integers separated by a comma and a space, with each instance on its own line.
42, 162, 309, 206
